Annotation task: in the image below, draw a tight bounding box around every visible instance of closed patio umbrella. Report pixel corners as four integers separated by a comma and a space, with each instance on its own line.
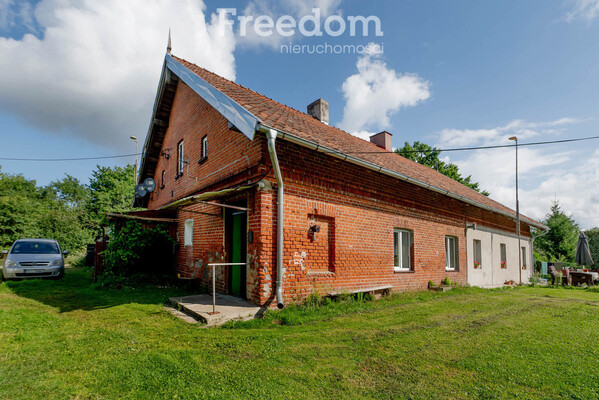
575, 232, 594, 267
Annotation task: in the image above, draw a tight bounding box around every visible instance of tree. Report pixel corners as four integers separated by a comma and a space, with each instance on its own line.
40, 175, 93, 252
396, 141, 490, 195
534, 201, 580, 262
87, 164, 136, 230
0, 168, 44, 248
584, 228, 599, 268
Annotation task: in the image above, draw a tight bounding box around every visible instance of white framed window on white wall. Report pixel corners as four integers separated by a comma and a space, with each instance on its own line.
500, 243, 507, 269
184, 219, 193, 247
445, 236, 459, 270
521, 246, 527, 269
473, 239, 482, 269
177, 140, 185, 176
394, 229, 413, 271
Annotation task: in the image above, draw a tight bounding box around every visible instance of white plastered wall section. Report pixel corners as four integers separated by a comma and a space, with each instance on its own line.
466, 228, 532, 288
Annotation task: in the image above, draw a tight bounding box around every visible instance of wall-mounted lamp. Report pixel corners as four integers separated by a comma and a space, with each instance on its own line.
161, 147, 171, 159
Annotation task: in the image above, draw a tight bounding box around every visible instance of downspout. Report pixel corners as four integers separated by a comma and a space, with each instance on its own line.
263, 127, 285, 308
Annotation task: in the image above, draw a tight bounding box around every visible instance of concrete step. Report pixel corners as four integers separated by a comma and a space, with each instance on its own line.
169, 293, 263, 327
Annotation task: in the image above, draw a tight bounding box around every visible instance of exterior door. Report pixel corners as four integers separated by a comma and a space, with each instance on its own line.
226, 209, 247, 298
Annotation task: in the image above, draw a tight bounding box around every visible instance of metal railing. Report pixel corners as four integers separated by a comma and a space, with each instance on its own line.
207, 263, 247, 314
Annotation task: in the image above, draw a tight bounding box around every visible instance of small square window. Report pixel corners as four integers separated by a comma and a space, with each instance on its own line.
394, 229, 413, 271
445, 236, 459, 270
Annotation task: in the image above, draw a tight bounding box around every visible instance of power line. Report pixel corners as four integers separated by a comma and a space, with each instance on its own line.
346, 134, 599, 154
0, 153, 141, 162
1, 134, 598, 161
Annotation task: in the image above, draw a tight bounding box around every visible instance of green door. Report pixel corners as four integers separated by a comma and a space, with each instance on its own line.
230, 212, 243, 296
227, 209, 247, 298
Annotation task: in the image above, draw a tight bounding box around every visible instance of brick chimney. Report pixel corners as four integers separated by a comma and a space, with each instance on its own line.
307, 98, 329, 124
370, 131, 393, 151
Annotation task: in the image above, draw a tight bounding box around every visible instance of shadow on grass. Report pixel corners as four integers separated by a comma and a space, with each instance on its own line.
3, 267, 189, 313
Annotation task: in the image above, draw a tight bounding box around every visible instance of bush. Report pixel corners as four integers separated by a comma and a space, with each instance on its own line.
100, 221, 176, 286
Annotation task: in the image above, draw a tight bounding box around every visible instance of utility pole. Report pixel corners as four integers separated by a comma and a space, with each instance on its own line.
509, 136, 522, 284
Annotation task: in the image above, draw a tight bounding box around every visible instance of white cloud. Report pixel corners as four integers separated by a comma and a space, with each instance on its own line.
237, 0, 342, 49
436, 118, 599, 229
0, 0, 236, 150
339, 52, 430, 135
438, 118, 580, 148
566, 0, 599, 22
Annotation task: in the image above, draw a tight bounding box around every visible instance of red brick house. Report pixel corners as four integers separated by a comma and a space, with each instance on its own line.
135, 51, 547, 308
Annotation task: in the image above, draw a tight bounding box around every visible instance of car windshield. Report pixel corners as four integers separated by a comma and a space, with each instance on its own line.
11, 241, 60, 254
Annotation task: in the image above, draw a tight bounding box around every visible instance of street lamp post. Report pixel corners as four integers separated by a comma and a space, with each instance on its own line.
130, 136, 138, 183
509, 136, 522, 284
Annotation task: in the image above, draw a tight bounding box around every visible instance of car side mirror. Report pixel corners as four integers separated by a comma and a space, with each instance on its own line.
1, 250, 8, 254
62, 250, 70, 255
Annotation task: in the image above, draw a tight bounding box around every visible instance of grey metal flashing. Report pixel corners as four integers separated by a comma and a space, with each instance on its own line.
256, 124, 548, 232
165, 54, 260, 140
467, 224, 533, 241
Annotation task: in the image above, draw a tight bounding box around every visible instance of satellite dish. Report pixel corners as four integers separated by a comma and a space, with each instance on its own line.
135, 184, 147, 197
142, 178, 156, 193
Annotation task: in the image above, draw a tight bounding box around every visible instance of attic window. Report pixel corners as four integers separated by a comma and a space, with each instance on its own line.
177, 140, 184, 177
198, 135, 208, 164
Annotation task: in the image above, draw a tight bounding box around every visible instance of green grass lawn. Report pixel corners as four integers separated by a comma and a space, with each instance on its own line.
1, 268, 599, 399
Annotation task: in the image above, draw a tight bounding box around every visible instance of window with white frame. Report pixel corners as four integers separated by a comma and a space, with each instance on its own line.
201, 135, 208, 158
445, 236, 459, 270
521, 246, 527, 269
184, 219, 193, 246
473, 239, 482, 269
500, 243, 507, 269
160, 170, 165, 189
177, 140, 185, 177
394, 229, 413, 271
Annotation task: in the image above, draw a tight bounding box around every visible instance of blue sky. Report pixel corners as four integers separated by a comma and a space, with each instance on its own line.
1, 0, 598, 227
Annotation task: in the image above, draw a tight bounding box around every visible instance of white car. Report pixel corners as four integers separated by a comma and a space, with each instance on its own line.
2, 239, 68, 280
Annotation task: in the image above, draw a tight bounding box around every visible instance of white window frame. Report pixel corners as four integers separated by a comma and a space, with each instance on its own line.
473, 239, 482, 269
445, 236, 459, 271
500, 243, 507, 269
184, 219, 193, 247
177, 140, 185, 176
521, 246, 527, 269
394, 229, 412, 271
201, 135, 208, 158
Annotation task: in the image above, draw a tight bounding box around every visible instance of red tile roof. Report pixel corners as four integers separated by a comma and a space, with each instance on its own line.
172, 55, 543, 229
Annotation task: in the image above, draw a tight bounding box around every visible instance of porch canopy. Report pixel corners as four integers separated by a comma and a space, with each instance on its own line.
158, 183, 258, 212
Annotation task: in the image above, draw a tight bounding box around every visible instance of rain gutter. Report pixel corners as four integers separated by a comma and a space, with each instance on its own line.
256, 124, 548, 232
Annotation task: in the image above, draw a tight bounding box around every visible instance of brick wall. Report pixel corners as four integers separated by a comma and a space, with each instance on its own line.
252, 136, 532, 307
147, 82, 264, 211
